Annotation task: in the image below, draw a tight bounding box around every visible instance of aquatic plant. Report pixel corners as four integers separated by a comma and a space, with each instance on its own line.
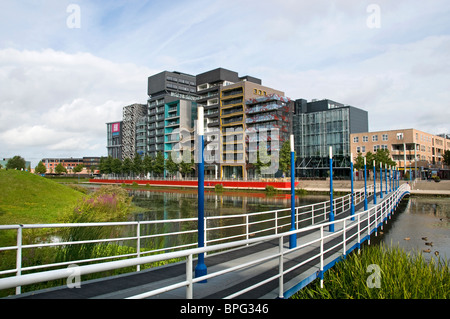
292, 244, 449, 299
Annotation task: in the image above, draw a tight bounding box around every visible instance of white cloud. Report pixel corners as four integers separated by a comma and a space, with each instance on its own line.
0, 48, 156, 165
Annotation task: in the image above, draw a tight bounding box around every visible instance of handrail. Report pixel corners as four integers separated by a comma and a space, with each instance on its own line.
0, 184, 411, 298
0, 182, 402, 297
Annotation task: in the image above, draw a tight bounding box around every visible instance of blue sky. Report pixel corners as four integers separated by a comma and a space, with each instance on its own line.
1, 0, 450, 166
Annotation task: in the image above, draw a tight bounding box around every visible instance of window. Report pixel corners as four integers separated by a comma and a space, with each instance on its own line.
363, 136, 368, 142
374, 145, 380, 152
381, 145, 388, 150
382, 134, 388, 141
356, 146, 361, 153
353, 137, 359, 143
397, 133, 404, 140
362, 146, 366, 153
372, 135, 378, 142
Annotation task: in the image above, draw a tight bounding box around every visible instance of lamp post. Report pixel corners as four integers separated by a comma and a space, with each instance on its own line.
373, 160, 377, 205
385, 163, 388, 195
350, 153, 355, 221
380, 162, 383, 199
289, 135, 297, 249
195, 106, 207, 281
389, 165, 392, 192
329, 146, 334, 232
364, 157, 368, 211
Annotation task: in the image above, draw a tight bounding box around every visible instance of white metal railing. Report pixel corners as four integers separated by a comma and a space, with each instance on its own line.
0, 183, 408, 298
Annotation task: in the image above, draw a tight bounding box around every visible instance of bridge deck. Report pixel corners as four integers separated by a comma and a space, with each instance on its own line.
10, 192, 398, 300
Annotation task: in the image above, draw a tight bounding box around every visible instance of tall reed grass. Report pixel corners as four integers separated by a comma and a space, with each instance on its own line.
292, 244, 449, 299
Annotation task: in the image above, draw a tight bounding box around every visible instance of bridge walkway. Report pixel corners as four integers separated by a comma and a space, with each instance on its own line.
9, 191, 402, 300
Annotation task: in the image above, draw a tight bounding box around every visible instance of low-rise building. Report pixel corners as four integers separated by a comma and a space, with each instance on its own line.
350, 128, 450, 178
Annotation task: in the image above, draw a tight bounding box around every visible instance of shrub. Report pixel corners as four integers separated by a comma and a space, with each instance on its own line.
215, 184, 224, 192
265, 185, 276, 193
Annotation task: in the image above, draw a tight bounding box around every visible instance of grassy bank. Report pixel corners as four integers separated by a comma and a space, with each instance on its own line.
291, 244, 449, 299
0, 170, 85, 225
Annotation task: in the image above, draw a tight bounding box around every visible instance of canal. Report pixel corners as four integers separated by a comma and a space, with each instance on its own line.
126, 188, 449, 260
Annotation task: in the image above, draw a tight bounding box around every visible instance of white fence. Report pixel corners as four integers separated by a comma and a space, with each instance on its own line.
0, 183, 410, 298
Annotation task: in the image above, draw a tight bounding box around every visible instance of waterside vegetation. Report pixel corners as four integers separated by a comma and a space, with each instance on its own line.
292, 244, 449, 299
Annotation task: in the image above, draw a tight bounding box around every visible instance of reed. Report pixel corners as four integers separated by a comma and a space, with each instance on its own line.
292, 244, 449, 299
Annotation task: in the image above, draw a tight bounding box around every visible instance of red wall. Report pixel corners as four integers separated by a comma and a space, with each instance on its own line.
89, 179, 299, 190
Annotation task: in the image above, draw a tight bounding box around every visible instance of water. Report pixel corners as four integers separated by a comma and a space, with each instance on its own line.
378, 196, 450, 260
128, 188, 450, 260
128, 188, 328, 221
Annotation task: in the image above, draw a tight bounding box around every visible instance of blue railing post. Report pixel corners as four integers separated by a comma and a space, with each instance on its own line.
389, 165, 392, 192
350, 153, 355, 221
329, 146, 334, 232
195, 106, 207, 281
364, 157, 368, 211
373, 160, 377, 205
289, 135, 297, 248
385, 164, 388, 195
380, 162, 383, 199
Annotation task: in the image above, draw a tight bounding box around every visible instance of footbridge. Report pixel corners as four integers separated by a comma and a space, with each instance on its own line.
0, 182, 411, 299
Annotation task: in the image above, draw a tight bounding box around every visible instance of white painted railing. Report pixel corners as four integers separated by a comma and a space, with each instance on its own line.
0, 183, 409, 298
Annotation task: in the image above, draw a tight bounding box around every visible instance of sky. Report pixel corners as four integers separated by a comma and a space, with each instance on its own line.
1, 0, 449, 167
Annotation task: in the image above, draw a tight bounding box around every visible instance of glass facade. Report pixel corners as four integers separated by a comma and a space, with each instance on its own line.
293, 100, 367, 178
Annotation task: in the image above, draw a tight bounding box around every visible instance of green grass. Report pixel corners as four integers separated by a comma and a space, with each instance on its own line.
0, 170, 85, 225
292, 244, 449, 299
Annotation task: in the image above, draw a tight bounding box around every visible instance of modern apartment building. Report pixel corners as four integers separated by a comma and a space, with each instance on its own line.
218, 76, 285, 180
293, 99, 369, 177
147, 71, 198, 159
245, 94, 294, 179
122, 103, 147, 159
350, 128, 450, 178
107, 121, 123, 160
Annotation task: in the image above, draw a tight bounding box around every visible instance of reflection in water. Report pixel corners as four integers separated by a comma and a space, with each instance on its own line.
129, 188, 329, 251
380, 197, 450, 261
129, 188, 329, 221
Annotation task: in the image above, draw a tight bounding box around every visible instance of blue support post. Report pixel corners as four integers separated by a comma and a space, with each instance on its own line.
195, 107, 207, 281
389, 166, 392, 192
373, 160, 377, 205
289, 135, 297, 249
364, 157, 368, 211
380, 162, 383, 199
385, 164, 388, 195
329, 147, 334, 232
350, 153, 355, 221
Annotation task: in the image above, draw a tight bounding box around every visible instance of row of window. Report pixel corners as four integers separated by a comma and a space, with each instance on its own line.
353, 134, 389, 143
356, 145, 389, 153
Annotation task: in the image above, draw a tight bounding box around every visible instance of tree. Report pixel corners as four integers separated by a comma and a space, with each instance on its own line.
73, 164, 84, 174
179, 157, 194, 179
443, 150, 450, 166
111, 158, 122, 176
143, 154, 154, 177
35, 161, 47, 175
165, 155, 179, 177
122, 157, 133, 176
279, 141, 294, 177
132, 153, 143, 176
6, 155, 26, 170
55, 163, 67, 175
254, 141, 271, 176
99, 156, 113, 175
153, 152, 165, 177
373, 149, 396, 168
